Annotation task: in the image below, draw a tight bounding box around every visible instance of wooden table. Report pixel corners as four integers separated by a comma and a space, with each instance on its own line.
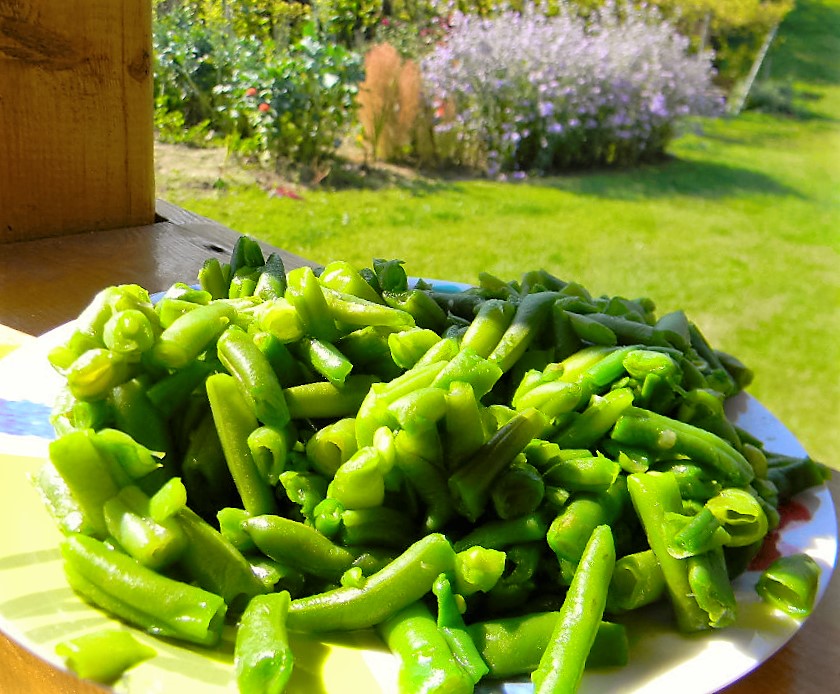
0, 208, 837, 692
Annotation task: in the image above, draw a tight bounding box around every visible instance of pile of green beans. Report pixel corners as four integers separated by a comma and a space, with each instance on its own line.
38, 237, 829, 692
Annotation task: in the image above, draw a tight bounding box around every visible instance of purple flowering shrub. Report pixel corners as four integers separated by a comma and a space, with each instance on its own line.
421, 2, 724, 175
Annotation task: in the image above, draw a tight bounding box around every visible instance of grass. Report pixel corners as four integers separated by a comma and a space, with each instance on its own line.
160, 0, 840, 469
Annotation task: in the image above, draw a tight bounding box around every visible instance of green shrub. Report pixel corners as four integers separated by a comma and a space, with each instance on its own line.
224, 24, 365, 174
152, 3, 364, 173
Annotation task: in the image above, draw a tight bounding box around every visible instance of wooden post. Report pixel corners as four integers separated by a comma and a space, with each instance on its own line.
0, 0, 155, 242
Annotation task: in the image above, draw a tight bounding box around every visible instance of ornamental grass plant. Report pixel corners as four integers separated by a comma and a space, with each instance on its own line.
421, 2, 724, 175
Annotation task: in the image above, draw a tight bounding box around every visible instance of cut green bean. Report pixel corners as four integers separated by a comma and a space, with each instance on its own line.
206, 372, 277, 516
607, 549, 666, 612
62, 533, 227, 647
627, 471, 711, 632
235, 592, 294, 694
378, 600, 474, 694
56, 629, 156, 684
532, 524, 616, 694
287, 533, 456, 632
756, 553, 821, 617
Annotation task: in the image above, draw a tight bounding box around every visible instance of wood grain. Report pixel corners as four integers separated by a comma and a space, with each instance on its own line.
0, 216, 315, 336
0, 0, 155, 242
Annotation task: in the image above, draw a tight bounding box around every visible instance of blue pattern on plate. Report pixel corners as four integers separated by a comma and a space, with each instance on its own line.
0, 398, 54, 438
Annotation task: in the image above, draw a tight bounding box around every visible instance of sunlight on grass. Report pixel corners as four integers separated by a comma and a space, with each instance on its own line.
165, 1, 839, 469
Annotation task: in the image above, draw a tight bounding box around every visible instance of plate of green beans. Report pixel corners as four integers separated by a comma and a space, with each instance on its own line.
0, 236, 835, 694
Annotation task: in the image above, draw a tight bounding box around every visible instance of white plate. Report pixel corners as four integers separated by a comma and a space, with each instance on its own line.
0, 322, 836, 693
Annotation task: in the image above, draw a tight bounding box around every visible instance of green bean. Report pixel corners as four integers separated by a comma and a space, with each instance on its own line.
567, 311, 618, 346
388, 386, 448, 432
543, 453, 620, 494
339, 507, 418, 548
705, 488, 769, 547
175, 507, 267, 609
654, 460, 723, 501
247, 425, 291, 486
431, 346, 503, 399
382, 288, 448, 331
547, 478, 626, 563
459, 298, 516, 358
287, 533, 456, 632
102, 486, 187, 570
255, 297, 306, 343
448, 407, 548, 522
327, 446, 389, 509
61, 533, 227, 647
66, 348, 131, 401
488, 291, 560, 373
318, 260, 383, 302
453, 546, 507, 597
532, 524, 616, 694
394, 428, 453, 530
32, 461, 97, 536
491, 461, 545, 519
49, 430, 121, 538
235, 592, 294, 694
151, 301, 236, 369
665, 507, 731, 558
285, 266, 340, 342
206, 372, 277, 516
756, 553, 821, 617
627, 471, 711, 632
217, 326, 291, 429
278, 471, 327, 524
109, 378, 173, 464
284, 375, 379, 420
304, 417, 358, 477
388, 328, 442, 369
687, 547, 737, 628
56, 629, 156, 684
443, 381, 488, 468
378, 600, 474, 694
454, 512, 548, 552
469, 614, 628, 679
612, 406, 754, 487
433, 573, 489, 683
244, 514, 355, 581
181, 410, 238, 520
607, 549, 666, 612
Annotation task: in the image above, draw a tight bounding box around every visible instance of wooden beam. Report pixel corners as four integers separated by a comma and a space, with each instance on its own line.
0, 0, 155, 242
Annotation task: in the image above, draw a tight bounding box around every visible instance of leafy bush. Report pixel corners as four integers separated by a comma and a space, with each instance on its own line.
421, 2, 724, 174
647, 0, 795, 89
153, 6, 240, 129
153, 4, 364, 174
224, 25, 365, 173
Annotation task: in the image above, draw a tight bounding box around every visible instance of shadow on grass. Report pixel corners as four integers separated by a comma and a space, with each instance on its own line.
325, 157, 463, 195
769, 0, 840, 86
319, 152, 802, 201
532, 156, 803, 201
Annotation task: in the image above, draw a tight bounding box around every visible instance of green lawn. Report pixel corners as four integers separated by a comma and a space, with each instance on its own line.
165, 0, 840, 469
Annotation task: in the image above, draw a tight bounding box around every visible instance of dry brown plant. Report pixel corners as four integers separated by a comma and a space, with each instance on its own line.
357, 43, 422, 162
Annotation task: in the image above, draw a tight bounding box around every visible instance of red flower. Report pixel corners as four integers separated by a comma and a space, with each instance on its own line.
271, 186, 303, 201
245, 87, 258, 97
258, 102, 270, 113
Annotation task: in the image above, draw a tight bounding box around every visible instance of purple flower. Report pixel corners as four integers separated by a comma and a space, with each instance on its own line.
649, 93, 669, 118
421, 3, 722, 175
